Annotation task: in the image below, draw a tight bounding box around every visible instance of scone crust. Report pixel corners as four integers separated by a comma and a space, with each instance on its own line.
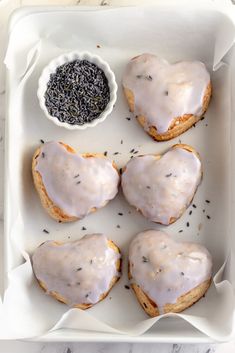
32, 142, 119, 222
129, 266, 211, 317
122, 143, 202, 225
123, 82, 212, 141
36, 239, 121, 309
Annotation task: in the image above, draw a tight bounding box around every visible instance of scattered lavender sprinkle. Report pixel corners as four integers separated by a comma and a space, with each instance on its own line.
186, 222, 190, 227
207, 215, 211, 219
104, 151, 108, 156
178, 230, 183, 233
42, 152, 45, 158
43, 229, 49, 234
81, 226, 86, 231
189, 210, 192, 215
116, 225, 121, 228
126, 117, 131, 121
118, 212, 123, 216
124, 285, 130, 290
192, 204, 197, 208
206, 200, 210, 203
40, 139, 44, 144
44, 60, 110, 125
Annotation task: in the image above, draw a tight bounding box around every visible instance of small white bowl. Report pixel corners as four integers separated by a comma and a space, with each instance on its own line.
37, 51, 117, 130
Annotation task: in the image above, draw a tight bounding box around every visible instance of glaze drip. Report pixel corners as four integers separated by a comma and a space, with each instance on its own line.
32, 234, 120, 306
122, 54, 210, 133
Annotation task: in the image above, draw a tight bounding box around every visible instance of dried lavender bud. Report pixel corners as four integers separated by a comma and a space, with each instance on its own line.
43, 229, 49, 234
142, 256, 148, 263
44, 60, 110, 125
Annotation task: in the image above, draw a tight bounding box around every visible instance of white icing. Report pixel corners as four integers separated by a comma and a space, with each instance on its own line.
35, 142, 119, 218
122, 53, 210, 133
129, 230, 212, 313
32, 234, 120, 306
121, 146, 202, 225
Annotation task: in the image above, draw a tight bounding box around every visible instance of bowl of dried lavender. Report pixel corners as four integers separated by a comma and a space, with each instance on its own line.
37, 51, 117, 130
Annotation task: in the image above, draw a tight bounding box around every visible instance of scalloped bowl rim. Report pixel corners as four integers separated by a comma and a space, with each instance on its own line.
37, 51, 118, 130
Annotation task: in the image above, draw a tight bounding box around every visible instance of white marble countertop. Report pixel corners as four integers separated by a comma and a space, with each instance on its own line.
0, 0, 235, 352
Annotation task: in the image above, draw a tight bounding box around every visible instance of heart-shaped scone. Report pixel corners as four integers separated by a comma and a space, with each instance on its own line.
129, 230, 212, 316
32, 141, 120, 222
122, 54, 211, 141
121, 144, 202, 225
32, 234, 121, 309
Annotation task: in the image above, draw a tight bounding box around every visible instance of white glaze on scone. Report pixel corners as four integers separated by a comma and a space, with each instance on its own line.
32, 234, 120, 306
129, 230, 212, 314
35, 142, 119, 218
122, 54, 210, 133
121, 146, 202, 225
